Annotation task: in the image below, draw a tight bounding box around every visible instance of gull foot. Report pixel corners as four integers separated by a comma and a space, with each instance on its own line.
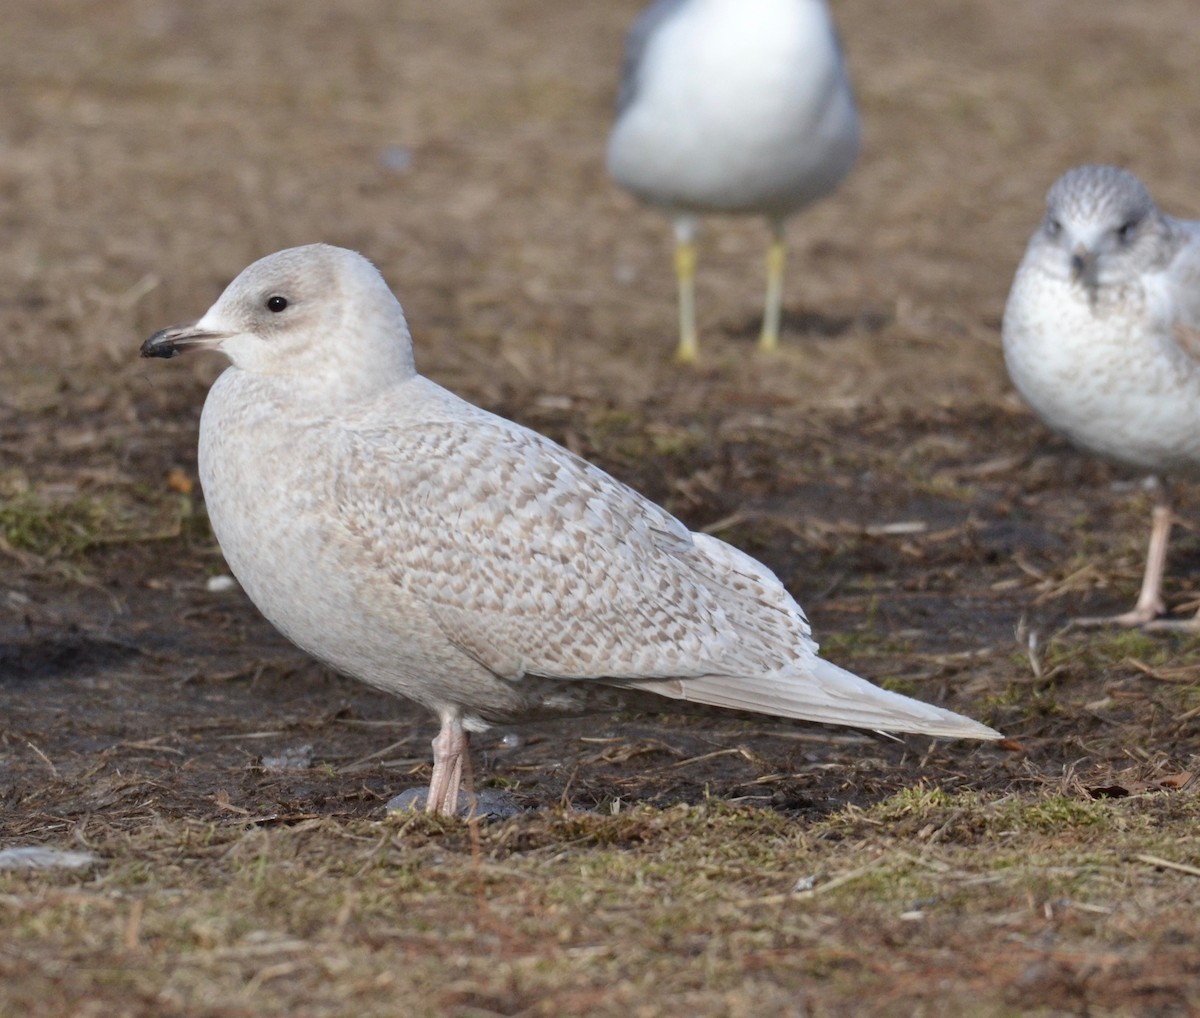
1071, 603, 1165, 629
1142, 614, 1200, 633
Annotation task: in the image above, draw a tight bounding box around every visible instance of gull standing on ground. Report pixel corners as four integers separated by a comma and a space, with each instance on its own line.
142, 244, 998, 816
1003, 164, 1200, 629
606, 0, 860, 362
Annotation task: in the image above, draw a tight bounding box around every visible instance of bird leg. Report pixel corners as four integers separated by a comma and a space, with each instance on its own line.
1074, 478, 1171, 628
1143, 478, 1200, 629
674, 239, 699, 363
426, 714, 473, 816
759, 221, 787, 352
672, 216, 700, 363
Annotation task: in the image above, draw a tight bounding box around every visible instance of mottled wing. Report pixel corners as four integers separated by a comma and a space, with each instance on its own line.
331, 415, 813, 684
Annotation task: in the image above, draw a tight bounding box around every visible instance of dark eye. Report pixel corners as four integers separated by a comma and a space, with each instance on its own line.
1117, 220, 1139, 243
1044, 217, 1061, 238
266, 295, 289, 313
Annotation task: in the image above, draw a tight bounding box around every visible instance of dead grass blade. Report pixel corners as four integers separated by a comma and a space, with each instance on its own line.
1133, 854, 1200, 879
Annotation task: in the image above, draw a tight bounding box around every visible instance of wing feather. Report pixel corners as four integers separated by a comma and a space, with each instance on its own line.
330, 413, 813, 684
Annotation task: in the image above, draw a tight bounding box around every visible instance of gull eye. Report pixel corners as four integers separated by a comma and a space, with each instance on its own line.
1044, 217, 1061, 238
1117, 220, 1138, 244
266, 295, 289, 313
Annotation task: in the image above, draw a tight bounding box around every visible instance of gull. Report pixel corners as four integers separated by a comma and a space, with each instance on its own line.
1002, 165, 1200, 629
606, 0, 860, 362
142, 244, 999, 816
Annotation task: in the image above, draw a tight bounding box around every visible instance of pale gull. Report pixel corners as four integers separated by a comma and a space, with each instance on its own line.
607, 0, 859, 362
1003, 165, 1200, 629
142, 244, 999, 816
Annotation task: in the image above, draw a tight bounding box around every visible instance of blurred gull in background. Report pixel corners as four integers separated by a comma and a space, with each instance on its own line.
607, 0, 859, 362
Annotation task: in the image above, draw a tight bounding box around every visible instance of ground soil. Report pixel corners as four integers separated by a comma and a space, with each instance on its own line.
3, 2, 1200, 1016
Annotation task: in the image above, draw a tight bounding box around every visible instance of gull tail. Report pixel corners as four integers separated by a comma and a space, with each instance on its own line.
636, 658, 1001, 741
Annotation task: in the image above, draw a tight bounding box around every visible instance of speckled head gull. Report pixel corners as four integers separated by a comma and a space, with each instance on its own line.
143, 244, 998, 816
1002, 165, 1200, 629
607, 0, 859, 361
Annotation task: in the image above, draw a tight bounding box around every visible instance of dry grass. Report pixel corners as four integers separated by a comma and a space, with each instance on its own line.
5, 1, 1200, 1015
5, 792, 1200, 1018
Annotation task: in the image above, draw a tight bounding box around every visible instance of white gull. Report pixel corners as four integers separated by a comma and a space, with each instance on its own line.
1003, 165, 1200, 629
142, 244, 999, 815
607, 0, 859, 362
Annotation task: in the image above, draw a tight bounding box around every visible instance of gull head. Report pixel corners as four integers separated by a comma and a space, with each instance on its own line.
141, 244, 416, 391
1035, 165, 1169, 294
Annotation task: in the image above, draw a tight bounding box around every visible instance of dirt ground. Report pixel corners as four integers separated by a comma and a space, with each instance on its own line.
3, 1, 1200, 1015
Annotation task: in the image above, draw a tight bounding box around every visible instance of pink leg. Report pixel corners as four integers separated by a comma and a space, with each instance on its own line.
1144, 482, 1200, 629
426, 715, 471, 816
1075, 478, 1172, 628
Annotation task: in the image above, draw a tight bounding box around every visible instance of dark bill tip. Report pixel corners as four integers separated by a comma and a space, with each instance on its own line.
140, 330, 182, 359
140, 323, 222, 359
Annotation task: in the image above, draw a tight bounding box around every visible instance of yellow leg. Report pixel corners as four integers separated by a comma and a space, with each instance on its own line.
674, 240, 699, 363
759, 235, 786, 352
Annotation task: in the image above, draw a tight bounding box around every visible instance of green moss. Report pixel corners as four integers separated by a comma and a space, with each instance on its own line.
0, 493, 113, 557
993, 794, 1111, 834
0, 491, 187, 559
819, 626, 916, 659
